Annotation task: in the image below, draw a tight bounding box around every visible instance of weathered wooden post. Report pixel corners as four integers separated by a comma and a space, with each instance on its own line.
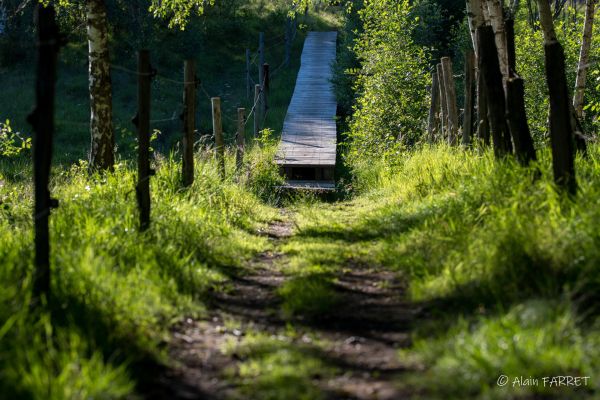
246, 48, 251, 100
212, 97, 226, 179
505, 17, 517, 75
236, 108, 246, 172
427, 71, 440, 143
134, 50, 153, 231
262, 63, 270, 117
506, 77, 537, 165
441, 57, 459, 145
545, 43, 577, 193
254, 84, 261, 137
476, 70, 490, 145
28, 3, 61, 303
182, 59, 196, 187
437, 63, 448, 139
537, 0, 578, 192
478, 26, 512, 158
258, 32, 265, 90
463, 50, 475, 146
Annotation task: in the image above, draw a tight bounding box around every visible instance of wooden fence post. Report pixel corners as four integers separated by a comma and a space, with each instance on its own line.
505, 17, 517, 75
254, 84, 261, 137
258, 32, 265, 90
441, 57, 459, 145
437, 63, 448, 139
262, 63, 270, 117
544, 41, 577, 193
476, 67, 490, 145
427, 71, 440, 143
28, 3, 61, 303
478, 26, 512, 158
135, 50, 152, 231
463, 50, 475, 146
212, 97, 225, 179
236, 108, 246, 172
182, 59, 196, 187
506, 76, 537, 165
246, 48, 251, 100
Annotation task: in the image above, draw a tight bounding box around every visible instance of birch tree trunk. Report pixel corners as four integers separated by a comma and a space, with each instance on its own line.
486, 0, 510, 82
573, 0, 597, 118
87, 0, 114, 170
466, 0, 485, 52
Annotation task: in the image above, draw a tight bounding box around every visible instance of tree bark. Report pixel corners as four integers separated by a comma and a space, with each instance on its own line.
87, 0, 114, 170
466, 0, 485, 51
573, 0, 597, 118
486, 0, 510, 82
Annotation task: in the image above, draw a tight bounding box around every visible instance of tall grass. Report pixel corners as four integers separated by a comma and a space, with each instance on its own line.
284, 144, 600, 398
0, 144, 282, 398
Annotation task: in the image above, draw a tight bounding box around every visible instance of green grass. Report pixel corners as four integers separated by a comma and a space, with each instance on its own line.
277, 143, 600, 399
0, 145, 282, 398
223, 328, 337, 400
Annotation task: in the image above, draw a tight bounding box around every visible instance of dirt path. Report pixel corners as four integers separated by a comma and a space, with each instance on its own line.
145, 211, 417, 400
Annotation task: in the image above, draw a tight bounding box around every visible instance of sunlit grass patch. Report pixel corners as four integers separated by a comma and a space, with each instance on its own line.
405, 300, 599, 399
224, 329, 336, 400
277, 274, 341, 318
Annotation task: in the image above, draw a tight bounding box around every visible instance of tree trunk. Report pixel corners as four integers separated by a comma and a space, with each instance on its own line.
87, 0, 114, 170
466, 0, 485, 51
486, 0, 510, 83
573, 0, 597, 118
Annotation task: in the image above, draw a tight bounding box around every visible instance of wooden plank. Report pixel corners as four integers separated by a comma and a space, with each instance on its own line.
277, 32, 338, 170
278, 180, 336, 191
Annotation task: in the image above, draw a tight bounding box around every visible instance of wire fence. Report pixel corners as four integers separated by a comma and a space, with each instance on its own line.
49, 24, 297, 134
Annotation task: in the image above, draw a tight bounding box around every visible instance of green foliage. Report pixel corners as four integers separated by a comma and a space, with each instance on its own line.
514, 8, 600, 141
0, 120, 30, 158
345, 0, 430, 165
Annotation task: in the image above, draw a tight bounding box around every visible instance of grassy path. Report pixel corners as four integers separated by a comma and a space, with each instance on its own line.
150, 208, 418, 400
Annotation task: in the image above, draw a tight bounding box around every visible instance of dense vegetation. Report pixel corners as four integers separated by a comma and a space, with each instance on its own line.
2, 0, 600, 398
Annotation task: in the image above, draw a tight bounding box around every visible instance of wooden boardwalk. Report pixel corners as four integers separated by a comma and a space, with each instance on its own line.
276, 31, 337, 187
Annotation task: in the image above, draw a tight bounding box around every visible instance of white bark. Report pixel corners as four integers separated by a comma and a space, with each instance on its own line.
87, 0, 114, 170
486, 0, 510, 81
466, 0, 485, 54
574, 0, 597, 118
